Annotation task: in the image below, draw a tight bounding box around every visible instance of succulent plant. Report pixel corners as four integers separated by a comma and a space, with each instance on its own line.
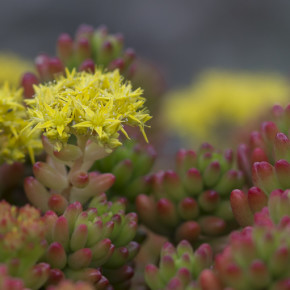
231, 186, 290, 227
0, 201, 50, 289
137, 144, 244, 244
24, 139, 115, 214
43, 195, 139, 287
21, 24, 136, 98
215, 219, 290, 290
144, 240, 214, 290
92, 140, 156, 211
0, 265, 26, 290
238, 104, 290, 184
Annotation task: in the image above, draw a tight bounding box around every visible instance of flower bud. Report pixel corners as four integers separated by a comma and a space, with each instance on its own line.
48, 57, 64, 78
35, 54, 50, 81
21, 72, 38, 98
79, 59, 95, 73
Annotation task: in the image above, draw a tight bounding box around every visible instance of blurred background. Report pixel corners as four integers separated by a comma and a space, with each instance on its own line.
2, 0, 290, 87
1, 0, 290, 151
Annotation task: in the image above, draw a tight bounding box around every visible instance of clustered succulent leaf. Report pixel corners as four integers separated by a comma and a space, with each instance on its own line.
215, 220, 290, 290
231, 104, 290, 227
24, 136, 116, 214
1, 23, 290, 290
21, 24, 136, 99
145, 240, 213, 290
137, 143, 244, 244
238, 104, 290, 184
43, 195, 139, 288
0, 201, 50, 289
92, 140, 156, 210
0, 264, 26, 290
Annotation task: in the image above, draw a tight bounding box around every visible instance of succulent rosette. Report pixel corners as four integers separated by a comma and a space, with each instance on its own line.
92, 140, 156, 211
231, 104, 290, 226
238, 104, 290, 184
0, 201, 50, 289
215, 219, 290, 290
43, 195, 139, 287
137, 143, 244, 244
144, 240, 215, 290
231, 187, 290, 227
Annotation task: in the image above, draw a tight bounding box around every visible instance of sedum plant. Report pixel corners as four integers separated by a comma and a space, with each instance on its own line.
137, 143, 244, 245
23, 68, 150, 213
231, 188, 290, 227
21, 24, 136, 99
144, 240, 216, 290
1, 22, 290, 290
0, 264, 26, 290
215, 220, 290, 290
238, 104, 290, 184
0, 201, 50, 289
43, 196, 139, 287
92, 140, 156, 211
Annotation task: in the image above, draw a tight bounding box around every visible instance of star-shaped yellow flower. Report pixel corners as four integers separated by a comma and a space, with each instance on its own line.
26, 69, 151, 150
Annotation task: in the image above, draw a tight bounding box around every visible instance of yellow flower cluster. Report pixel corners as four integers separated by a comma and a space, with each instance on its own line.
0, 83, 42, 163
0, 52, 34, 86
26, 69, 151, 150
164, 70, 290, 144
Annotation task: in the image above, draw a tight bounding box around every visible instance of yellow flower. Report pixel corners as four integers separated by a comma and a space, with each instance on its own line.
0, 83, 42, 163
164, 70, 290, 145
0, 52, 34, 86
26, 69, 151, 150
